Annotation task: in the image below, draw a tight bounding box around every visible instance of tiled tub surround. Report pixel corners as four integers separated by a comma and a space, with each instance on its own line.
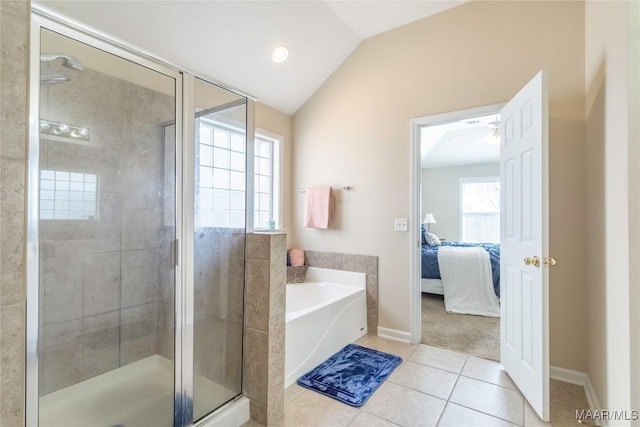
38, 64, 176, 396
245, 232, 286, 425
304, 251, 378, 333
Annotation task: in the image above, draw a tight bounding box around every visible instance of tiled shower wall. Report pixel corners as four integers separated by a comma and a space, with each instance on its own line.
305, 250, 378, 333
0, 0, 29, 424
37, 63, 175, 392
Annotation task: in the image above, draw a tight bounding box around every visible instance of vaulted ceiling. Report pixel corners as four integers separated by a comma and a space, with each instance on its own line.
36, 1, 466, 115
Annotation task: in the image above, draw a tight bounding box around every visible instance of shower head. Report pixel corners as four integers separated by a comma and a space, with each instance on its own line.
40, 53, 84, 71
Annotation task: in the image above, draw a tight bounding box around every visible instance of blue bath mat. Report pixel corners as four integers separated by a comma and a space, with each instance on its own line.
296, 343, 402, 407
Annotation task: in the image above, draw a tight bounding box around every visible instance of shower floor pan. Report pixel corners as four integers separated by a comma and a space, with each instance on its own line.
40, 355, 238, 427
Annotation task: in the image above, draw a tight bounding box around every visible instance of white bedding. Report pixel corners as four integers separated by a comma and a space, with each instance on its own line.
437, 246, 500, 317
421, 278, 443, 295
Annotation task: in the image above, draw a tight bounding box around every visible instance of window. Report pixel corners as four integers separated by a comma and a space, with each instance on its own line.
253, 132, 281, 230
196, 119, 246, 228
40, 170, 98, 220
196, 118, 281, 229
461, 177, 500, 243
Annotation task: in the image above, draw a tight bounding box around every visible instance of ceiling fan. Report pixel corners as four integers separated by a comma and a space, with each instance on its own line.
479, 117, 500, 146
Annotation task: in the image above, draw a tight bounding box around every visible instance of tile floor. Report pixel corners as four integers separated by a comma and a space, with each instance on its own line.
243, 334, 592, 427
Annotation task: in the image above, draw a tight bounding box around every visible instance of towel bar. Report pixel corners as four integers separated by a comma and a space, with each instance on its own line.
299, 186, 351, 193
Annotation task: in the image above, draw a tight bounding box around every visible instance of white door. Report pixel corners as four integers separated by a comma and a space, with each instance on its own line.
500, 70, 551, 421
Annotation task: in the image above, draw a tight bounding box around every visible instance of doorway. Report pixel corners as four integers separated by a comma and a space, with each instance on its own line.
410, 104, 503, 361
410, 72, 551, 421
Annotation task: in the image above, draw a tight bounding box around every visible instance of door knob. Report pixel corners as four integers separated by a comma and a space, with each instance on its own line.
543, 256, 557, 267
524, 256, 540, 267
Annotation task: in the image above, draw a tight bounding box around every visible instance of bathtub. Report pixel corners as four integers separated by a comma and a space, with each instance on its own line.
284, 267, 367, 388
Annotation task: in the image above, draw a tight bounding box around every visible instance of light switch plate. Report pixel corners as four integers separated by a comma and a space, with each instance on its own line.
394, 218, 408, 232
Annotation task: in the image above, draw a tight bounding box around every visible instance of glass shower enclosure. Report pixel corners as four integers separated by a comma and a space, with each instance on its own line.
27, 12, 250, 427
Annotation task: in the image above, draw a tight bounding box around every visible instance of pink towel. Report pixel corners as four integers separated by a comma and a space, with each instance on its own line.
303, 187, 334, 229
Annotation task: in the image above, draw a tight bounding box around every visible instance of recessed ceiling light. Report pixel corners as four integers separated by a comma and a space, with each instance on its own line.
272, 46, 288, 63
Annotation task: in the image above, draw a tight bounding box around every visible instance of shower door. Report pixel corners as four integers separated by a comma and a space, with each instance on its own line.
188, 77, 248, 422
30, 25, 180, 427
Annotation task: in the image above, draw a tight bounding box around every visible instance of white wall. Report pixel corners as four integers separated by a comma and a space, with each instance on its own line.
255, 103, 293, 245
421, 163, 499, 240
585, 0, 638, 419
629, 1, 640, 421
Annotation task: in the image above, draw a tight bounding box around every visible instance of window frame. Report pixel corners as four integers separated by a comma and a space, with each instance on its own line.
253, 128, 283, 231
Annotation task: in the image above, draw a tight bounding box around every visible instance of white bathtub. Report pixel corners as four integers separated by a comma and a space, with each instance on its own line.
284, 267, 367, 388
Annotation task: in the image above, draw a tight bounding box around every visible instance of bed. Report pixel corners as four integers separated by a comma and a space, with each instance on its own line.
420, 227, 501, 298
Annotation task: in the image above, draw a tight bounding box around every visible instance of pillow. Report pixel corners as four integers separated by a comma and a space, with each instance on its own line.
420, 224, 427, 245
425, 232, 441, 246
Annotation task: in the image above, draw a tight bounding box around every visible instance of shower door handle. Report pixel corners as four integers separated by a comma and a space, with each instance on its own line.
173, 238, 180, 266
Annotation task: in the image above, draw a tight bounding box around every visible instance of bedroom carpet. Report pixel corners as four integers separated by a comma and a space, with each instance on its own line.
421, 293, 500, 362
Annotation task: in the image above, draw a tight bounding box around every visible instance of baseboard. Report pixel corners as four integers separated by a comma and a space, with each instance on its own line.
377, 326, 412, 343
584, 375, 605, 427
550, 365, 588, 386
550, 365, 604, 427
